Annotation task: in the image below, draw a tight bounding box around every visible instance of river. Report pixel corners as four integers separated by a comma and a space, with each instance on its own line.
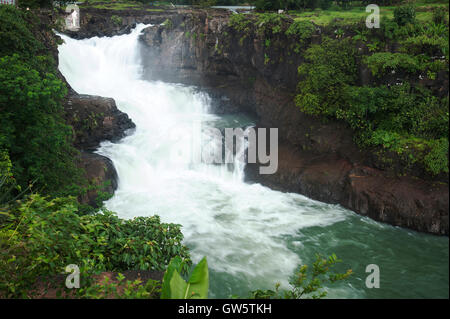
57, 24, 449, 299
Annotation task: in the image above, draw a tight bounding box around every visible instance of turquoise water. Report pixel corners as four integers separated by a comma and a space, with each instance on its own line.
206, 201, 449, 299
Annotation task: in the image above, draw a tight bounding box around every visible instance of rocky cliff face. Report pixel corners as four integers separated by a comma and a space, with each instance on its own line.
70, 8, 448, 234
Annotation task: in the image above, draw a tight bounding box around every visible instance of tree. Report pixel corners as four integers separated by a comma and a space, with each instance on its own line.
0, 55, 81, 194
0, 5, 83, 195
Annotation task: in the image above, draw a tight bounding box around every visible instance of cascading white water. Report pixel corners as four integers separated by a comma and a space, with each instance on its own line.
57, 24, 352, 296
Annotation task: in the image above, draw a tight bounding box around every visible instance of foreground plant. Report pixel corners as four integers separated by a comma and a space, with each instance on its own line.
0, 194, 191, 298
247, 254, 352, 299
161, 256, 209, 299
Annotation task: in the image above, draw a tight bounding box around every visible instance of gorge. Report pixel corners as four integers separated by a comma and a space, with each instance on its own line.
66, 6, 449, 235
57, 12, 448, 298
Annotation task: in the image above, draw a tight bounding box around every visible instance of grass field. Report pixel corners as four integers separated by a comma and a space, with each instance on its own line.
290, 1, 449, 25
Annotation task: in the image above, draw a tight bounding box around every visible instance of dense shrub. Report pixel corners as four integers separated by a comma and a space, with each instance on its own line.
296, 37, 358, 117
0, 6, 84, 196
364, 52, 424, 76
285, 20, 315, 41
246, 254, 352, 299
255, 13, 289, 35
0, 6, 43, 58
400, 35, 449, 58
0, 195, 191, 298
0, 54, 83, 195
295, 34, 449, 175
393, 5, 416, 26
228, 13, 253, 33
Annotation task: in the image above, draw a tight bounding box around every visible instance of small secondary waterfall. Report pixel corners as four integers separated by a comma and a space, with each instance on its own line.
58, 25, 449, 298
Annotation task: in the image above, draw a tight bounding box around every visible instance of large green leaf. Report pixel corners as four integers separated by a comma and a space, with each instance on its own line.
161, 256, 183, 299
163, 257, 209, 299
169, 269, 188, 299
186, 257, 209, 299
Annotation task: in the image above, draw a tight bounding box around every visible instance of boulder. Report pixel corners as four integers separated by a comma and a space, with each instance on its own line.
65, 94, 135, 151
78, 152, 118, 208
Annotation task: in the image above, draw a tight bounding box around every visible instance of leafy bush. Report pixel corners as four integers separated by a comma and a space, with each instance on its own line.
0, 54, 83, 195
364, 52, 424, 76
285, 20, 315, 45
228, 13, 253, 33
81, 274, 162, 299
255, 13, 289, 35
0, 195, 191, 298
0, 6, 85, 196
423, 138, 449, 175
378, 18, 421, 41
295, 34, 448, 175
296, 37, 358, 117
0, 5, 43, 59
394, 5, 416, 26
400, 35, 449, 58
246, 254, 352, 299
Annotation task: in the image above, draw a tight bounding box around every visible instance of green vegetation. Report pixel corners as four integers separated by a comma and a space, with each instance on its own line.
364, 52, 425, 75
160, 253, 351, 300
229, 12, 254, 33
293, 6, 449, 175
110, 15, 123, 26
394, 3, 416, 26
76, 1, 165, 11
285, 20, 315, 40
296, 37, 358, 117
162, 18, 174, 29
0, 6, 84, 197
246, 254, 352, 299
0, 194, 191, 298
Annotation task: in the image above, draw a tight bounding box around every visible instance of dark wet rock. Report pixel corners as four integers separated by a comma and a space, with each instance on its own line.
64, 94, 135, 151
78, 152, 118, 208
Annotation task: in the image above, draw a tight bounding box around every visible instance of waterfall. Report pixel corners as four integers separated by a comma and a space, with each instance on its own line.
57, 24, 449, 299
